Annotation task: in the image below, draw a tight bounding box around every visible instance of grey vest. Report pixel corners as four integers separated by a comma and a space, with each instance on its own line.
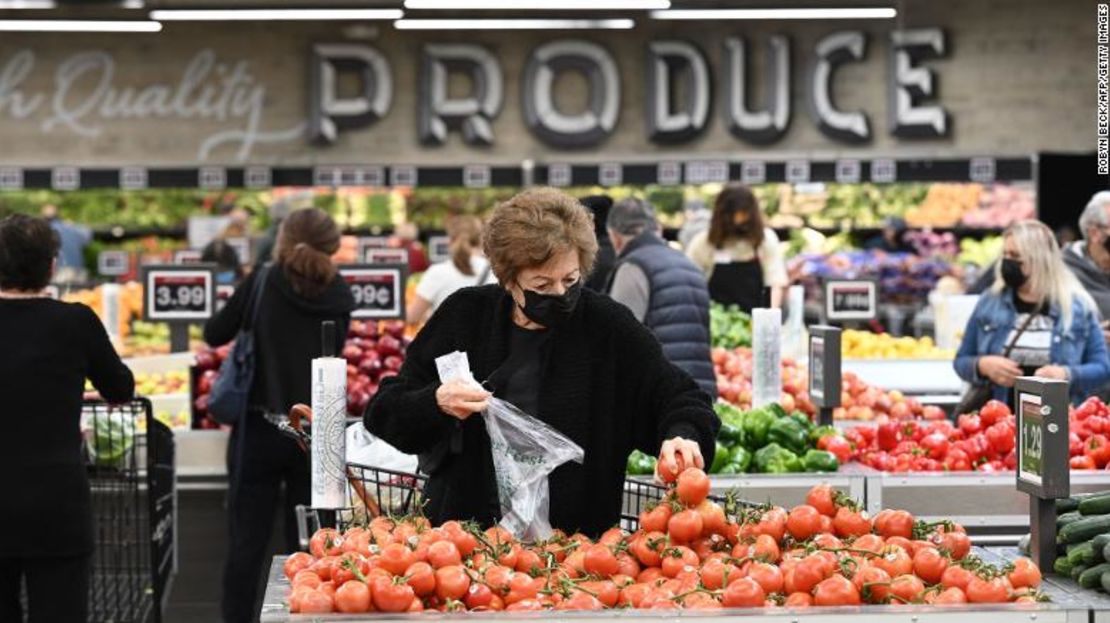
610, 233, 717, 400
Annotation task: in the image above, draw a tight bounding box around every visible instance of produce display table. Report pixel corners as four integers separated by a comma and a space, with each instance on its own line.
981, 547, 1110, 620
865, 471, 1110, 541
258, 552, 1092, 622
842, 359, 963, 396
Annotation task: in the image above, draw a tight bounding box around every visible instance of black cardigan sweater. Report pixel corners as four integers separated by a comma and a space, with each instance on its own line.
364, 285, 719, 537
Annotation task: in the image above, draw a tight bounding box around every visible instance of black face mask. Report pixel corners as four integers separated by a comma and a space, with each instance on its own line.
1001, 258, 1027, 290
517, 281, 582, 328
1102, 232, 1110, 256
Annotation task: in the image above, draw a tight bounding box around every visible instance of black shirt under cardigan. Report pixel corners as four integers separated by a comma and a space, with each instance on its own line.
364, 285, 719, 537
0, 299, 134, 557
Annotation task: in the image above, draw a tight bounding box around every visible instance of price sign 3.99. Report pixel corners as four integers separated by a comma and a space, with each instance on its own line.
340, 265, 406, 320
142, 266, 216, 322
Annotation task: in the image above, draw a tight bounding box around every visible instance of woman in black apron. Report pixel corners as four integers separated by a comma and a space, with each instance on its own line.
690, 184, 786, 313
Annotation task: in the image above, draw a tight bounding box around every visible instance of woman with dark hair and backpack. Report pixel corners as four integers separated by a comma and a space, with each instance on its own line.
204, 208, 354, 623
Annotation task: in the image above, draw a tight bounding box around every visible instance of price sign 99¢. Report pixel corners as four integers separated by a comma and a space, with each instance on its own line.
142, 266, 215, 321
341, 265, 406, 320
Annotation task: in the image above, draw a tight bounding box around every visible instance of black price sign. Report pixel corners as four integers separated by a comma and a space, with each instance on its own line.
98, 250, 131, 277
808, 326, 842, 408
356, 236, 390, 262
824, 279, 877, 322
341, 265, 406, 320
1016, 377, 1069, 498
366, 248, 409, 265
142, 266, 215, 322
428, 235, 450, 263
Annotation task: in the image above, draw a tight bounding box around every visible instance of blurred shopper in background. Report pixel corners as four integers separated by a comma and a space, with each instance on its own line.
41, 203, 91, 283
1064, 191, 1110, 323
0, 214, 134, 622
954, 220, 1110, 405
686, 184, 788, 311
580, 195, 616, 291
391, 221, 431, 274
202, 220, 248, 285
678, 198, 711, 250
407, 215, 493, 325
254, 198, 293, 267
606, 197, 716, 400
865, 216, 912, 253
204, 208, 354, 623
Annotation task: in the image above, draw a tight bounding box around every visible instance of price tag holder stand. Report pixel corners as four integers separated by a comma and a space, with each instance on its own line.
1015, 377, 1070, 572
808, 326, 842, 427
141, 264, 217, 353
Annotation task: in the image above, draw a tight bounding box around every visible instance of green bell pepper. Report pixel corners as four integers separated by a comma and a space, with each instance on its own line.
718, 462, 744, 475
742, 406, 776, 450
788, 411, 813, 433
710, 442, 730, 474
753, 443, 801, 473
626, 450, 656, 475
809, 425, 839, 444
728, 445, 752, 472
767, 403, 787, 419
717, 422, 745, 446
802, 449, 840, 473
767, 417, 808, 456
714, 402, 747, 429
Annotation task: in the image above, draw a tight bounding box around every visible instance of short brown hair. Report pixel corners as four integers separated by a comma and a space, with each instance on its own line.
275, 208, 341, 298
483, 187, 598, 285
709, 184, 765, 249
0, 214, 59, 291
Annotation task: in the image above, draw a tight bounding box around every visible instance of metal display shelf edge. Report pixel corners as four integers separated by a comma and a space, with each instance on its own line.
261, 553, 1082, 622
1, 157, 1035, 191
866, 470, 1110, 533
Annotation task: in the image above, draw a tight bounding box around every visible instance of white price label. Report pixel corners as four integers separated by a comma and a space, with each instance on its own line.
198, 167, 227, 189
786, 160, 811, 184
969, 157, 997, 183
547, 163, 572, 187
686, 161, 729, 185
0, 167, 22, 190
390, 165, 417, 187
598, 162, 622, 187
463, 165, 491, 189
657, 162, 682, 186
835, 159, 862, 184
870, 159, 897, 183
120, 167, 148, 190
740, 161, 766, 184
52, 167, 79, 190
244, 166, 272, 189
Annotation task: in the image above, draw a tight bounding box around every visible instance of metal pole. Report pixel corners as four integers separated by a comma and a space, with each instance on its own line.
1029, 495, 1057, 571
169, 323, 189, 353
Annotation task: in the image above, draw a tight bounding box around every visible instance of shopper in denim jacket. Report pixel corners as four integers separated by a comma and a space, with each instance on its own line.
955, 220, 1110, 404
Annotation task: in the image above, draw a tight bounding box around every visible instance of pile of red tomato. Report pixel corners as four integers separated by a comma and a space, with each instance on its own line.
281, 469, 1043, 614
844, 397, 1110, 472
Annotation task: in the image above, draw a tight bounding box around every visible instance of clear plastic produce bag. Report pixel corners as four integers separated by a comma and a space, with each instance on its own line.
435, 351, 584, 541
483, 396, 584, 541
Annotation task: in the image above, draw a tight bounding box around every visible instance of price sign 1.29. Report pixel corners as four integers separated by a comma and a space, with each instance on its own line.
1015, 378, 1069, 499
341, 265, 406, 320
142, 266, 215, 321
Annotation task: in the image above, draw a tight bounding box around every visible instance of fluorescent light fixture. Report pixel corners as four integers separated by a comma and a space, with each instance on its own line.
150, 9, 404, 21
0, 1, 55, 8
651, 7, 896, 20
395, 18, 634, 29
405, 0, 667, 8
0, 19, 161, 32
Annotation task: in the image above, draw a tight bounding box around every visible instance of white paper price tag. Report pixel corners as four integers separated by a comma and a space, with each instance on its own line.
786, 160, 811, 184
120, 167, 148, 190
970, 157, 997, 183
598, 162, 622, 187
547, 163, 571, 187
52, 167, 79, 190
740, 161, 766, 184
657, 161, 681, 186
463, 165, 491, 189
198, 167, 227, 190
835, 159, 862, 184
390, 165, 417, 187
244, 166, 272, 189
0, 167, 22, 190
870, 159, 897, 183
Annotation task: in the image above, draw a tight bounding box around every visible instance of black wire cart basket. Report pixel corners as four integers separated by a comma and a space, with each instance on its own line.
82, 398, 176, 623
294, 462, 744, 547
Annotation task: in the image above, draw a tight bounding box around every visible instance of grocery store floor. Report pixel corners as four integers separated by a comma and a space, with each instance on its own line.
164, 489, 285, 623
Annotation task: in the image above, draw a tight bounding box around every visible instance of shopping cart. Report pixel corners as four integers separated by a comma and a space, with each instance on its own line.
286, 400, 747, 546
82, 398, 176, 623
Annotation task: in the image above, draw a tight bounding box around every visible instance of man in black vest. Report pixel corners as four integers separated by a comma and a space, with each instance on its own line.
605, 198, 717, 400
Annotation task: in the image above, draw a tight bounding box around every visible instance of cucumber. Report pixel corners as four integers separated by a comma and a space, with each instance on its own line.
1068, 542, 1097, 566
1079, 563, 1110, 589
1072, 563, 1090, 581
1059, 515, 1110, 544
1102, 570, 1110, 593
1102, 540, 1110, 566
1058, 497, 1082, 513
1059, 511, 1084, 527
1079, 493, 1110, 516
1055, 555, 1075, 576
1094, 533, 1110, 557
